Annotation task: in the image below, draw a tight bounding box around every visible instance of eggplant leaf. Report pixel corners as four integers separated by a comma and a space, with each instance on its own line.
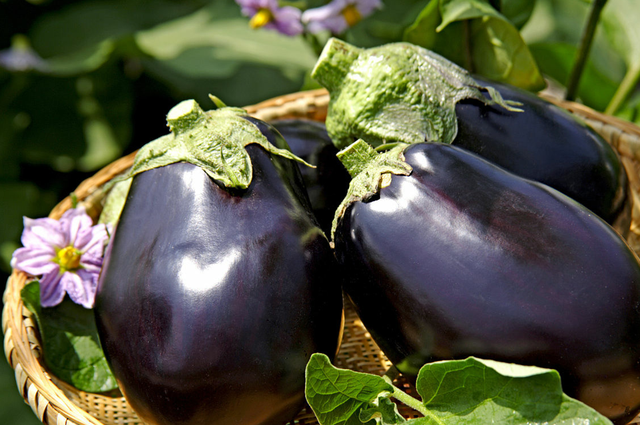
20, 281, 118, 393
415, 357, 612, 424
305, 354, 613, 425
404, 0, 544, 91
305, 353, 395, 425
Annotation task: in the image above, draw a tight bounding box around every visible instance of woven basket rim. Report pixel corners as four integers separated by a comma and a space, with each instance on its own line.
4, 88, 640, 425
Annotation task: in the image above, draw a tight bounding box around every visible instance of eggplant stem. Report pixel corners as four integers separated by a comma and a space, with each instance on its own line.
391, 384, 443, 424
565, 0, 608, 102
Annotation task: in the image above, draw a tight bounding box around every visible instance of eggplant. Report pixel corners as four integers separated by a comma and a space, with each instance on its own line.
333, 141, 640, 421
271, 119, 350, 235
453, 77, 631, 235
95, 101, 343, 425
311, 39, 631, 235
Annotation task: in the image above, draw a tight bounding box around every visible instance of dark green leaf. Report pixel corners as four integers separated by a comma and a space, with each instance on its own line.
500, 0, 536, 29
469, 16, 545, 90
30, 0, 202, 58
415, 357, 612, 424
305, 353, 394, 425
404, 0, 544, 90
20, 281, 118, 393
134, 7, 316, 75
438, 0, 503, 31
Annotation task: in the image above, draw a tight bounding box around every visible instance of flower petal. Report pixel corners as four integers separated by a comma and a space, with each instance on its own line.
62, 209, 94, 247
63, 269, 97, 309
76, 224, 110, 257
11, 247, 57, 276
40, 271, 66, 307
21, 216, 66, 249
273, 6, 303, 35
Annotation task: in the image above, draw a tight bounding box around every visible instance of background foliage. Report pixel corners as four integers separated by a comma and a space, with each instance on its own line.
0, 0, 639, 423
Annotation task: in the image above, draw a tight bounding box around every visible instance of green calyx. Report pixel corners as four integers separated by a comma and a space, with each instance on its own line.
331, 140, 412, 240
312, 38, 522, 149
128, 98, 313, 189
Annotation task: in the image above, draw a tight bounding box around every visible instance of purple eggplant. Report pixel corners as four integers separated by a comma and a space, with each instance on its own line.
453, 77, 631, 235
271, 119, 350, 235
333, 141, 640, 421
311, 39, 631, 235
94, 100, 343, 425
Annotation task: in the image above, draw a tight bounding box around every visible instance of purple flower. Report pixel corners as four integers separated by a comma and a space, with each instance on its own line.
236, 0, 304, 36
302, 0, 382, 34
11, 207, 112, 309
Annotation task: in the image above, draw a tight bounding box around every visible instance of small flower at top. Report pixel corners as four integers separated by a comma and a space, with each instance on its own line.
302, 0, 382, 34
11, 207, 112, 309
236, 0, 304, 36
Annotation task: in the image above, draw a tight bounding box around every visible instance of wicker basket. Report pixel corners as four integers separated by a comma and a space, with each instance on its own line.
4, 88, 640, 425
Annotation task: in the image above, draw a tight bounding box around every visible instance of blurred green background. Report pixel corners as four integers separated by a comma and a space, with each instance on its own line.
1, 0, 639, 423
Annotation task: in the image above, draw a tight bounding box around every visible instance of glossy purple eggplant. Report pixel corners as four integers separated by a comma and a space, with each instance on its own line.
334, 142, 640, 421
454, 77, 631, 235
94, 107, 343, 425
271, 119, 350, 235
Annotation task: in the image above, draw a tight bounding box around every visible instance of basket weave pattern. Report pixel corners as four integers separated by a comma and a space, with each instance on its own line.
4, 88, 640, 425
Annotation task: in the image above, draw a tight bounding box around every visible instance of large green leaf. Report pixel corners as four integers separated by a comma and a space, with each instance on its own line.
29, 0, 201, 58
469, 15, 545, 90
21, 281, 118, 393
135, 8, 317, 75
305, 353, 394, 425
413, 357, 612, 424
404, 0, 544, 91
305, 354, 613, 425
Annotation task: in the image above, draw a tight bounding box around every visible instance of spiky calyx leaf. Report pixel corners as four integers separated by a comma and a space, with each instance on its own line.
331, 140, 412, 240
129, 99, 313, 189
312, 38, 521, 149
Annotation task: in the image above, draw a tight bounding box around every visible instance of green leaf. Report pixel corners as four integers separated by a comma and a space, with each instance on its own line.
30, 0, 201, 58
135, 7, 317, 76
438, 0, 503, 31
20, 281, 118, 393
305, 355, 612, 425
404, 0, 544, 91
469, 16, 545, 90
45, 40, 115, 76
414, 357, 612, 424
305, 353, 395, 425
500, 0, 537, 29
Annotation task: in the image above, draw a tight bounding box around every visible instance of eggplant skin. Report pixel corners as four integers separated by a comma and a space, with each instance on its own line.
453, 77, 631, 235
335, 142, 640, 418
95, 132, 343, 425
271, 119, 350, 235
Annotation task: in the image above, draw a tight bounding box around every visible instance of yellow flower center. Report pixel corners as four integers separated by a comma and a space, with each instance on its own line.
56, 246, 82, 272
250, 8, 274, 29
342, 4, 362, 27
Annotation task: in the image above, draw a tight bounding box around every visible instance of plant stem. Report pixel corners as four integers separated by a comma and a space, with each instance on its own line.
605, 64, 640, 115
463, 20, 474, 73
565, 0, 608, 101
391, 385, 445, 425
